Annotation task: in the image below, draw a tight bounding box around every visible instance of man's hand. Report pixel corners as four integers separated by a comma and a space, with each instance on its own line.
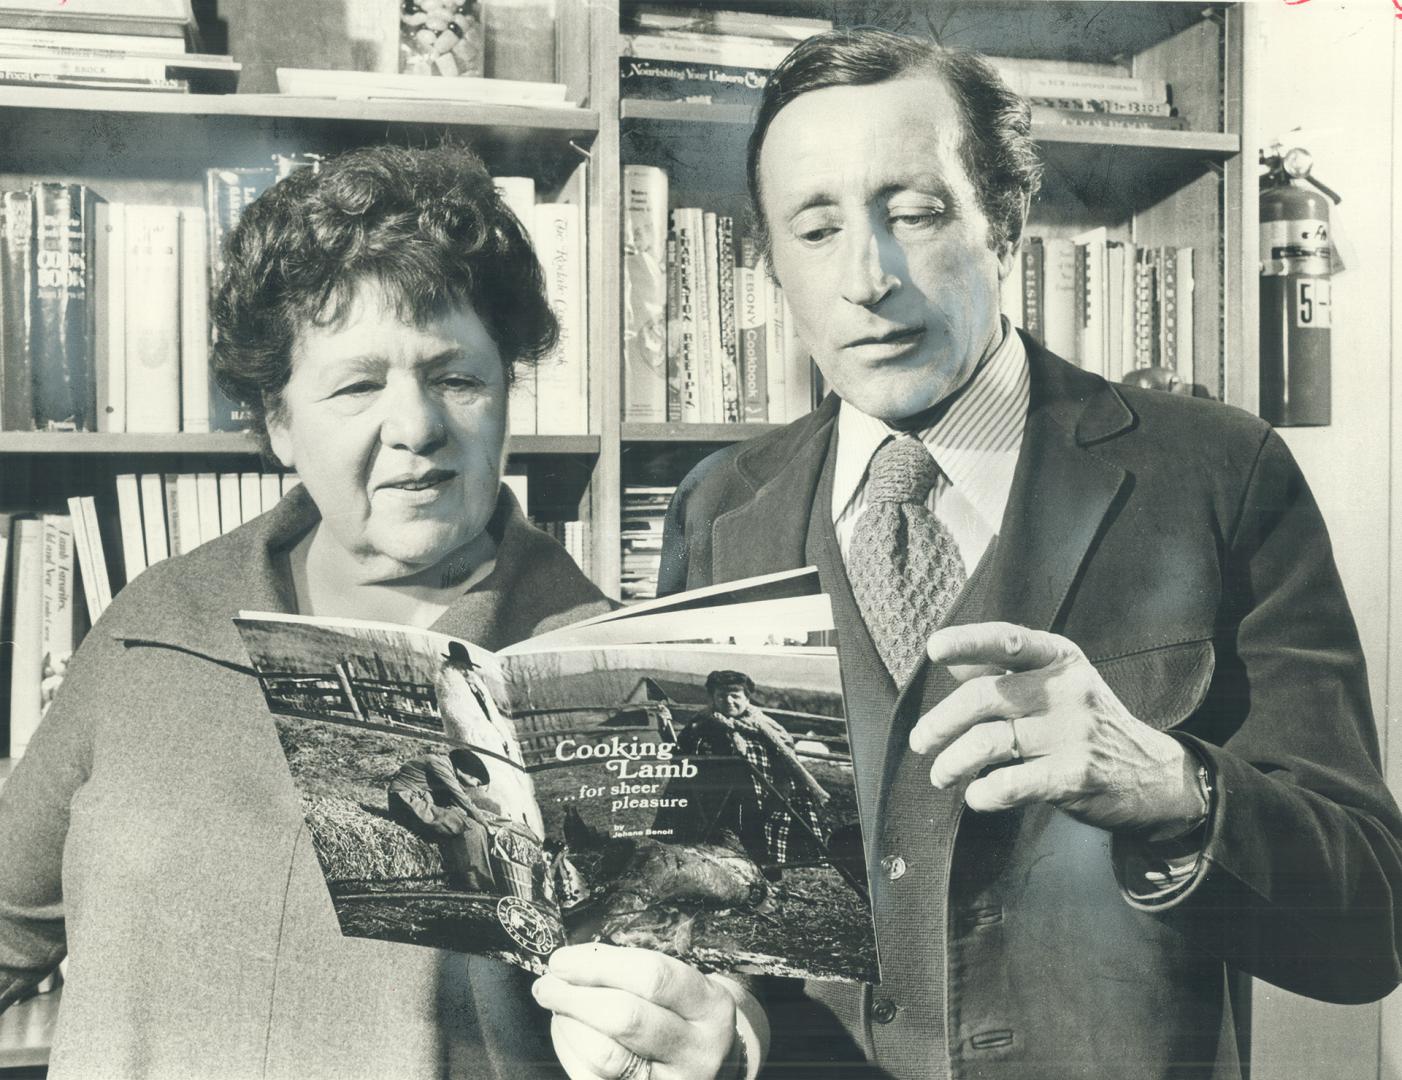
908, 622, 1206, 836
533, 943, 740, 1080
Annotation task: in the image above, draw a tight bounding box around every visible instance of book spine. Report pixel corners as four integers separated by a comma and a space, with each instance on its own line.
123, 205, 181, 432
113, 473, 147, 585
619, 30, 791, 70
0, 55, 182, 79
629, 6, 832, 42
139, 472, 170, 564
205, 168, 275, 432
1028, 96, 1175, 117
78, 495, 112, 615
66, 495, 102, 625
174, 473, 202, 556
0, 70, 187, 91
699, 211, 720, 423
621, 164, 668, 423
217, 471, 241, 535
39, 513, 75, 717
532, 202, 588, 435
715, 215, 740, 423
737, 236, 767, 422
994, 64, 1168, 103
763, 271, 787, 422
195, 471, 221, 547
1106, 242, 1126, 382
782, 293, 810, 420
671, 209, 700, 422
260, 472, 282, 514
1176, 248, 1195, 386
1029, 106, 1185, 131
1040, 238, 1078, 359
30, 182, 96, 431
179, 208, 210, 433
0, 28, 189, 54
1072, 241, 1088, 369
1, 190, 34, 430
1133, 249, 1153, 368
239, 471, 262, 525
1021, 237, 1044, 343
1158, 246, 1178, 373
664, 233, 681, 422
619, 56, 770, 103
8, 518, 44, 758
93, 200, 126, 432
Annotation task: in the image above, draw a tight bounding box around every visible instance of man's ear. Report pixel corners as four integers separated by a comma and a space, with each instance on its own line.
997, 192, 1033, 280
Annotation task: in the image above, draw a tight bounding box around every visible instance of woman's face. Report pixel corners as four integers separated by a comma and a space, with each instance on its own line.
268, 280, 509, 581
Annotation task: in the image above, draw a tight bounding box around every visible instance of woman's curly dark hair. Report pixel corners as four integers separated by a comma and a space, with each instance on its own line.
211, 143, 556, 456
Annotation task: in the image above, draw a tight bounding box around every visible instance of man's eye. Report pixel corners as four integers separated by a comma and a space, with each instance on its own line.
889, 211, 941, 229
332, 380, 380, 398
438, 375, 484, 392
797, 226, 837, 244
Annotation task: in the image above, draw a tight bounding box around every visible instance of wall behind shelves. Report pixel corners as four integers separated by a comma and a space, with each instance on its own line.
1242, 3, 1398, 1078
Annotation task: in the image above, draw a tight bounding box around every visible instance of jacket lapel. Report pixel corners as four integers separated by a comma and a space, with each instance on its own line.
982, 337, 1133, 633
710, 395, 841, 582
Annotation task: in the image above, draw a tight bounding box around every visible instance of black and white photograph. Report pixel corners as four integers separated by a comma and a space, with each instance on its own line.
1, 1, 1400, 1078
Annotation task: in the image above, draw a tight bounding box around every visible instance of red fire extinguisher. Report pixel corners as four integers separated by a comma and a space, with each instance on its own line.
1259, 145, 1341, 426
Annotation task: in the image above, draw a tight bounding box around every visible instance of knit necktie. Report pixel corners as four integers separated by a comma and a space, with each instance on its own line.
847, 436, 968, 684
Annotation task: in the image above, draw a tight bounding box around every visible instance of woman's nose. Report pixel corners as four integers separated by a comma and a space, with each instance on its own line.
380, 381, 447, 454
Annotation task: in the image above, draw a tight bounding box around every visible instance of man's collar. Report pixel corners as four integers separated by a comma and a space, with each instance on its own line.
832, 320, 1029, 521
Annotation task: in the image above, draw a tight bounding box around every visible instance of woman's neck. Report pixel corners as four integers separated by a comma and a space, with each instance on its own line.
288, 524, 498, 628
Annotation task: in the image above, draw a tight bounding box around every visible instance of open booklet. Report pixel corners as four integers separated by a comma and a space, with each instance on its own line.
234, 568, 878, 982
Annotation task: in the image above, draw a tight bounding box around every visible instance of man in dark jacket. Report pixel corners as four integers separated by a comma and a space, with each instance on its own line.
644, 28, 1402, 1080
533, 29, 1401, 1080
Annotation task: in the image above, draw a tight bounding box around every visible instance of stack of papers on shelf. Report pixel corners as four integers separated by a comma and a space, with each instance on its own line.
275, 67, 573, 108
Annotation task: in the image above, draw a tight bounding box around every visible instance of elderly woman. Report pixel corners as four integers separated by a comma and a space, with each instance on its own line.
0, 145, 618, 1078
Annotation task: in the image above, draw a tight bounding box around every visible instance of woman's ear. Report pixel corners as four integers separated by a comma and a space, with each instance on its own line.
266, 401, 294, 470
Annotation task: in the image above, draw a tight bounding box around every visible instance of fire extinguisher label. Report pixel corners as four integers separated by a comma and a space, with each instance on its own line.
1295, 279, 1331, 328
1260, 219, 1331, 273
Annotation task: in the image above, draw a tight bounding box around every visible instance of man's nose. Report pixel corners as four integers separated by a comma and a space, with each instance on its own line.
839, 225, 899, 307
380, 380, 447, 454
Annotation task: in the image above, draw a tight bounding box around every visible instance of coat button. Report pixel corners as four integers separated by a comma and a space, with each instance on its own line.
880, 854, 907, 881
872, 997, 897, 1024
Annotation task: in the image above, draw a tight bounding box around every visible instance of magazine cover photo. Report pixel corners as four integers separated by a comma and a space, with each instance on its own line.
234, 602, 876, 982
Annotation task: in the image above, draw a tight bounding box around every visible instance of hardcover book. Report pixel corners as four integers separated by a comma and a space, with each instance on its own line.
0, 190, 34, 430
30, 182, 96, 432
235, 569, 877, 981
621, 165, 668, 423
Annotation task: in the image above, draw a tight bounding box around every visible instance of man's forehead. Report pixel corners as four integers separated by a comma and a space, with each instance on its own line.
760, 75, 969, 206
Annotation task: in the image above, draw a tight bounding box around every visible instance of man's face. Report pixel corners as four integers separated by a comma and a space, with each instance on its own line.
759, 73, 1014, 421
711, 686, 750, 718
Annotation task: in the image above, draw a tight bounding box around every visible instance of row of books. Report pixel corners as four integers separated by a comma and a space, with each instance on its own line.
0, 468, 594, 758
0, 0, 240, 94
621, 165, 818, 426
620, 483, 674, 602
1001, 232, 1195, 386
618, 6, 1185, 133
0, 168, 588, 437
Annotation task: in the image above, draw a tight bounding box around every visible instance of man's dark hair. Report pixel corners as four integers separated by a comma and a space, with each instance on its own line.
746, 28, 1042, 258
705, 670, 756, 696
211, 143, 557, 458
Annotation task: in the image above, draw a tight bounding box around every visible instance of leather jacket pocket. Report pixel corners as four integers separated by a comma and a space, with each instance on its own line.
1091, 639, 1215, 730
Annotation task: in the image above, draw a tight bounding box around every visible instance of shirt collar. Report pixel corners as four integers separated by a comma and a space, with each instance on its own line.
832, 319, 1030, 526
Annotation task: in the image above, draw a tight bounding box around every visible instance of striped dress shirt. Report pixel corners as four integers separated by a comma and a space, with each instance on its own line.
831, 318, 1030, 571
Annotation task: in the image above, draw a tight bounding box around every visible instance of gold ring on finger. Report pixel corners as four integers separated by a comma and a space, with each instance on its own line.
618, 1051, 652, 1080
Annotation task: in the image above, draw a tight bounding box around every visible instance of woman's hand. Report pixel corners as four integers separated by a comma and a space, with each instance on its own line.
532, 943, 740, 1080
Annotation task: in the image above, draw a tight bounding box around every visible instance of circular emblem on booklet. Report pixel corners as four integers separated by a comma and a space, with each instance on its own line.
497, 896, 564, 955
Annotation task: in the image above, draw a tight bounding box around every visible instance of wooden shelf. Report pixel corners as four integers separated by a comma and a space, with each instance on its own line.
622, 423, 783, 443
622, 99, 1238, 156
0, 86, 599, 136
0, 432, 600, 456
0, 987, 57, 1070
